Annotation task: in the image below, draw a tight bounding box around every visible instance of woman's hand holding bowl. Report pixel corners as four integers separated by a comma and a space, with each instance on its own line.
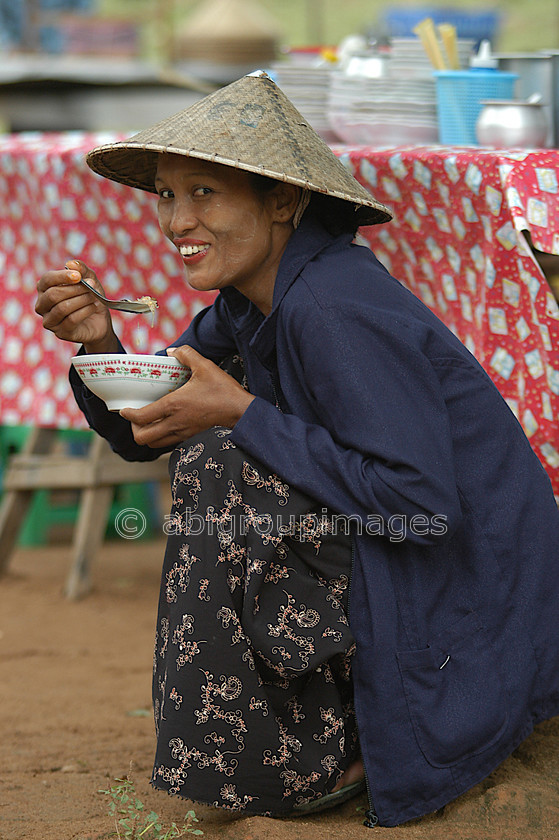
36, 259, 119, 354
120, 345, 255, 447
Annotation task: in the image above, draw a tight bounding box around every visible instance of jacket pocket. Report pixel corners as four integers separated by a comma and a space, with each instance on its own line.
396, 611, 509, 768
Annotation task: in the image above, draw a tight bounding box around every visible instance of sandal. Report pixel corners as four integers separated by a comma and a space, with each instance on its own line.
292, 778, 366, 815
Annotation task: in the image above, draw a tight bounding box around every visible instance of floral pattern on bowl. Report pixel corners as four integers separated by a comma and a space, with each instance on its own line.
71, 353, 191, 410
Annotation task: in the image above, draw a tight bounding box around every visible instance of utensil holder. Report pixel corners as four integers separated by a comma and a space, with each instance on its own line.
434, 69, 518, 144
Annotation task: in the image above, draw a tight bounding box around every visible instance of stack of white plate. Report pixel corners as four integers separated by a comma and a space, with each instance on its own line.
272, 38, 476, 147
328, 37, 475, 146
388, 37, 475, 78
328, 72, 439, 146
271, 61, 340, 143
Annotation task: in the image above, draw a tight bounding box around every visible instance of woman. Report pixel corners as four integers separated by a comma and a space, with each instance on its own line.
36, 72, 559, 828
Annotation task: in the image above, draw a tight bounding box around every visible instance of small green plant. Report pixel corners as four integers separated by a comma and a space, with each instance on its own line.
99, 775, 203, 839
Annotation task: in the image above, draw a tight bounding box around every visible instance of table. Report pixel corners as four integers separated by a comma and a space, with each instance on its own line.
0, 131, 216, 428
0, 131, 215, 595
339, 145, 559, 499
1, 135, 559, 593
0, 56, 207, 133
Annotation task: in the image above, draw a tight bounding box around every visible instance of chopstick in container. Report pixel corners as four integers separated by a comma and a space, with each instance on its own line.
412, 17, 447, 70
438, 23, 460, 70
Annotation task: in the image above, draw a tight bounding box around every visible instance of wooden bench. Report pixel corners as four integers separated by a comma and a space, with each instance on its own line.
0, 427, 169, 599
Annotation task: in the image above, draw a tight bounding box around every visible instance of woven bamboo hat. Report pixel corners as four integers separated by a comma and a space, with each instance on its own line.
175, 0, 281, 65
86, 71, 391, 227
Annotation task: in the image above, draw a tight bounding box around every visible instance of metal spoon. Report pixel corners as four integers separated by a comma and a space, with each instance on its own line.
79, 278, 156, 314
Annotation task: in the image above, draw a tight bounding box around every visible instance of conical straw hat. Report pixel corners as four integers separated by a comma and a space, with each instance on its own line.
180, 0, 282, 41
175, 0, 280, 64
86, 71, 392, 227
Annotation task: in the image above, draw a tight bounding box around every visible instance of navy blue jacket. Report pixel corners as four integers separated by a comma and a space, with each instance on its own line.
71, 215, 559, 826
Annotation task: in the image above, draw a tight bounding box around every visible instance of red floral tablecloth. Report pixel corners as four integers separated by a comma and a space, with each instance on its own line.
0, 132, 216, 429
2, 135, 559, 493
339, 145, 559, 496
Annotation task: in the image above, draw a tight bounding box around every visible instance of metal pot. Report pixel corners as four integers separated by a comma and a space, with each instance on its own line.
475, 99, 549, 147
495, 52, 554, 146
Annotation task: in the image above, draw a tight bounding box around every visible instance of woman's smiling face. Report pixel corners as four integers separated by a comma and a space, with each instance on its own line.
155, 154, 298, 314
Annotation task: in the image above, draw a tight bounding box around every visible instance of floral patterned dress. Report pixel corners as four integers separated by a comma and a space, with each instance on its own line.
150, 421, 358, 817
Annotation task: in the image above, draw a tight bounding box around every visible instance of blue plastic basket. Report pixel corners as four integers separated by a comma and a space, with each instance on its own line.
434, 70, 518, 145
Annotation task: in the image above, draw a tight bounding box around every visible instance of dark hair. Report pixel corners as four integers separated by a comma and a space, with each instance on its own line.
248, 172, 360, 237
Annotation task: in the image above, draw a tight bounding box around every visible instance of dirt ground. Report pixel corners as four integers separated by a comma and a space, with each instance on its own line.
2, 536, 559, 840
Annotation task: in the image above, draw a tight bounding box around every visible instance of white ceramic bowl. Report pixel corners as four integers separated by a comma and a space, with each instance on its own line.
71, 353, 190, 410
